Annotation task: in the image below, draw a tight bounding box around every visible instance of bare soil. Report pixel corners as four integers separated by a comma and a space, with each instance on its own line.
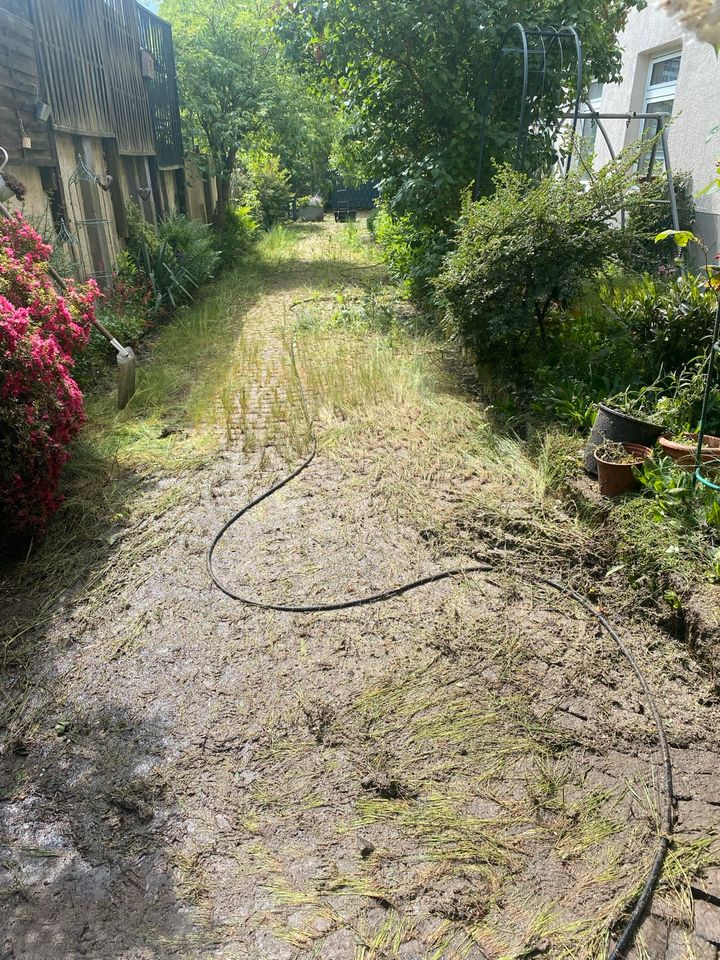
1, 221, 719, 960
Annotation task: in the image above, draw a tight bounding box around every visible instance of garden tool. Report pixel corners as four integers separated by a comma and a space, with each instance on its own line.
0, 199, 136, 410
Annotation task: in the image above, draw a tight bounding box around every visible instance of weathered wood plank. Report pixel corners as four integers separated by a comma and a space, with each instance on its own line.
0, 6, 52, 165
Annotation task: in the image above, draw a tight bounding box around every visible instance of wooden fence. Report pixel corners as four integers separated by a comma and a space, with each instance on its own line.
137, 4, 183, 169
32, 0, 154, 155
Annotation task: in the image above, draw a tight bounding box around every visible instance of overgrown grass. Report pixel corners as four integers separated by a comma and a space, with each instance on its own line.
0, 227, 303, 665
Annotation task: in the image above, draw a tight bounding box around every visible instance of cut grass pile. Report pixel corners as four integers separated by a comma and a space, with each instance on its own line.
235, 648, 715, 960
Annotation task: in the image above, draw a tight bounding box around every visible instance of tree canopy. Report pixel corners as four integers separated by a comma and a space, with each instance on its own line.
277, 0, 645, 223
159, 0, 336, 221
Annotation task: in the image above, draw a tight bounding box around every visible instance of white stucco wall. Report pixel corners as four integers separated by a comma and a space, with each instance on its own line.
594, 5, 720, 249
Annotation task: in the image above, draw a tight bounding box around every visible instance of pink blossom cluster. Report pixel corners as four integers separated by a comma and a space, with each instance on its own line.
0, 212, 100, 534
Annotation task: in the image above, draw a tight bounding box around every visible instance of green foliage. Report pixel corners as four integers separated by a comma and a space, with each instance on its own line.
260, 75, 337, 197
161, 0, 337, 220
123, 202, 197, 315
436, 161, 638, 372
635, 456, 697, 521
216, 204, 259, 268
627, 172, 696, 271
534, 380, 601, 433
238, 150, 293, 228
160, 0, 277, 219
373, 204, 451, 300
75, 300, 147, 387
125, 200, 159, 265
140, 239, 197, 314
534, 273, 719, 433
598, 271, 716, 380
278, 0, 642, 237
158, 214, 220, 288
613, 455, 720, 584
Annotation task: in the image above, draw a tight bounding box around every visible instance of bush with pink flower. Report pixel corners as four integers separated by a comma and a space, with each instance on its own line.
0, 213, 100, 537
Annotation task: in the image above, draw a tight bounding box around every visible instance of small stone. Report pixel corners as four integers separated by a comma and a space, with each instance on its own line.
358, 837, 375, 858
695, 900, 720, 946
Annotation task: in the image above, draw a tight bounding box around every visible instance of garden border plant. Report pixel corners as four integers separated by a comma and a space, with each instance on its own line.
0, 212, 100, 541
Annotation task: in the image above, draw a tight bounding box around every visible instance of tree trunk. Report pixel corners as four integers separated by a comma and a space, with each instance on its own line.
212, 149, 237, 234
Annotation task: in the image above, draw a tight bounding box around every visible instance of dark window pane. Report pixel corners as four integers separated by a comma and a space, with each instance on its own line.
650, 56, 681, 86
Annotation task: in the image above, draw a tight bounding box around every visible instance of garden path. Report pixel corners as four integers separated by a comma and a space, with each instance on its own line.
1, 220, 719, 960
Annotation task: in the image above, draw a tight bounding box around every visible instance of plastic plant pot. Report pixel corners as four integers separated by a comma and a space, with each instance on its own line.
584, 403, 664, 475
299, 205, 324, 222
594, 442, 652, 498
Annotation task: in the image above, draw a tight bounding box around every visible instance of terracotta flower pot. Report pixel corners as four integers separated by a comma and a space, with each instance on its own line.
584, 403, 664, 475
658, 433, 720, 472
594, 442, 652, 498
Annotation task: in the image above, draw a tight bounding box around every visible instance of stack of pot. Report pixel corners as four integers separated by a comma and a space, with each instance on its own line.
583, 404, 664, 476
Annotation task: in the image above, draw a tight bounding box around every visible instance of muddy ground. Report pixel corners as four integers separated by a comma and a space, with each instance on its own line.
1, 222, 719, 960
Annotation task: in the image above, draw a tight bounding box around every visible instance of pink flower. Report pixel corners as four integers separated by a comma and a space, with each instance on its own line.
0, 212, 98, 534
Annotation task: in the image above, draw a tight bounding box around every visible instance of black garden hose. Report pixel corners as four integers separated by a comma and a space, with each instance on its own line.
207, 311, 674, 959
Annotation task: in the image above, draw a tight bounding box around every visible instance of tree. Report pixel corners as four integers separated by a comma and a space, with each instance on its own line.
277, 0, 644, 226
160, 0, 337, 227
159, 0, 278, 227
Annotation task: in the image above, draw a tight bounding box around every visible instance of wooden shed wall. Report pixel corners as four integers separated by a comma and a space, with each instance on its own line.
137, 5, 183, 169
30, 0, 154, 155
0, 5, 54, 165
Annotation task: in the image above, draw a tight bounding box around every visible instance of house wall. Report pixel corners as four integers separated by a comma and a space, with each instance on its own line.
0, 0, 207, 285
594, 6, 720, 250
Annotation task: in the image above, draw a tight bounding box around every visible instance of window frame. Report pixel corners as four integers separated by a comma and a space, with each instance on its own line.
640, 51, 681, 174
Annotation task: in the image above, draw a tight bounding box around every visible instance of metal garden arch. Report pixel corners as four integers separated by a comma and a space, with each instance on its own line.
472, 22, 681, 235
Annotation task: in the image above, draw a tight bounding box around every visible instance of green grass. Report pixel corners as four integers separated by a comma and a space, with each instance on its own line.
0, 227, 303, 667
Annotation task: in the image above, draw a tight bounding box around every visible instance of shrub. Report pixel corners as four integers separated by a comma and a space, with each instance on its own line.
123, 203, 197, 315
627, 172, 695, 272
238, 151, 292, 228
74, 255, 150, 385
0, 213, 99, 536
374, 204, 451, 300
158, 214, 220, 288
598, 271, 715, 379
125, 200, 160, 266
435, 162, 637, 373
216, 204, 259, 268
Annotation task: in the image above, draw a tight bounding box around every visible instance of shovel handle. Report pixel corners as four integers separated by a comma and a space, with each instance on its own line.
0, 198, 131, 360
91, 316, 131, 358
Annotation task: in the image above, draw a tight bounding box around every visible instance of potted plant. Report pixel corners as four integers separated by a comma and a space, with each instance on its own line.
659, 432, 720, 470
653, 362, 720, 470
594, 440, 652, 497
584, 383, 665, 475
298, 195, 324, 222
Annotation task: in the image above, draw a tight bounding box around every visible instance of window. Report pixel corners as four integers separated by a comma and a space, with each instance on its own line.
640, 52, 681, 174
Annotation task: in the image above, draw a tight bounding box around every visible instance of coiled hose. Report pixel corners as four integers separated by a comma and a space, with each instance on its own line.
207, 309, 674, 959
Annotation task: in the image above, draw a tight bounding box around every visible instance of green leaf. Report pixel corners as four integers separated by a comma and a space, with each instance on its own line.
654, 229, 698, 248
